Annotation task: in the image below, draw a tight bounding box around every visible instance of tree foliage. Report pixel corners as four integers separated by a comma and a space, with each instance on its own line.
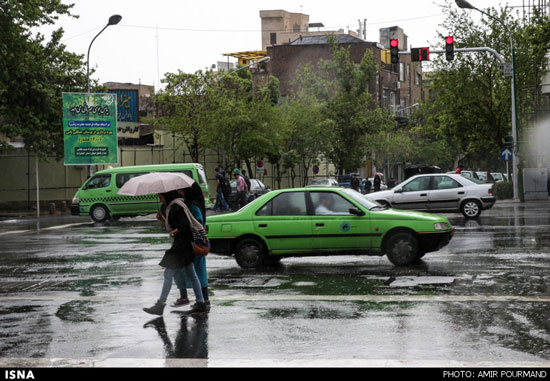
153, 68, 283, 175
419, 1, 550, 169
292, 36, 395, 175
0, 0, 87, 159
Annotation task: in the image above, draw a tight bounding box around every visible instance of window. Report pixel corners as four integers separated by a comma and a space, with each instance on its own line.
402, 177, 431, 192
174, 170, 194, 181
256, 192, 307, 216
270, 33, 277, 45
85, 174, 111, 189
195, 167, 208, 185
432, 176, 461, 190
116, 172, 146, 188
310, 192, 354, 216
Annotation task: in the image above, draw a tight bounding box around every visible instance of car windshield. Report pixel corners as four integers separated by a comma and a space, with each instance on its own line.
341, 189, 382, 210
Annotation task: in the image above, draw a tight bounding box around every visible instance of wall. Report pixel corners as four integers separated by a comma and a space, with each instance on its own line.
0, 130, 337, 211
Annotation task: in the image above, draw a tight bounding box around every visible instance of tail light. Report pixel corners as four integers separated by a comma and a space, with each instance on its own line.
488, 187, 493, 194
205, 225, 209, 233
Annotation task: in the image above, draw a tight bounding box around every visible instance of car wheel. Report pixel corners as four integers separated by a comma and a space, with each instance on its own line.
235, 238, 265, 269
90, 204, 110, 223
461, 199, 481, 218
386, 231, 420, 266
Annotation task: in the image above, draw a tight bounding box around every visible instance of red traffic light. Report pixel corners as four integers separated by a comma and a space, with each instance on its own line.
390, 39, 398, 48
445, 36, 454, 45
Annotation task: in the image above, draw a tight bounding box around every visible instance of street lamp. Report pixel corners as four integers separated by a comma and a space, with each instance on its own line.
86, 14, 122, 93
455, 0, 523, 201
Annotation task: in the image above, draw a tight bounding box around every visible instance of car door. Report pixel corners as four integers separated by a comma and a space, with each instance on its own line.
391, 176, 431, 211
253, 191, 313, 254
428, 175, 463, 212
309, 191, 371, 253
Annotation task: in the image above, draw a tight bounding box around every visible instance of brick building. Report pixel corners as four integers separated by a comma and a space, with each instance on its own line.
258, 10, 424, 117
265, 32, 423, 117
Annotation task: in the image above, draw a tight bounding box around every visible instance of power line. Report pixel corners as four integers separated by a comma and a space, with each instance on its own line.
60, 13, 444, 42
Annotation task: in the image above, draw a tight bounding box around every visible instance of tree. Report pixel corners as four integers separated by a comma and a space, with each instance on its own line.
280, 87, 327, 186
152, 70, 217, 163
202, 71, 284, 176
422, 1, 550, 169
292, 36, 395, 175
0, 0, 87, 160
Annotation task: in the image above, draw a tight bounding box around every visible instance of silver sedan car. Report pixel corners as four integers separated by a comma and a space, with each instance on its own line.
366, 173, 496, 218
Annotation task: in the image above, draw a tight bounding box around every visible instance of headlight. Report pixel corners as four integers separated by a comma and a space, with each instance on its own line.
72, 197, 80, 204
434, 222, 449, 230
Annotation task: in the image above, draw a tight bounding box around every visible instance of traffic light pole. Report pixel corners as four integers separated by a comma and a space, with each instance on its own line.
400, 46, 523, 201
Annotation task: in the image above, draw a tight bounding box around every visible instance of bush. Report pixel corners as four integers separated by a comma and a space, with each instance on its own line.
494, 181, 513, 200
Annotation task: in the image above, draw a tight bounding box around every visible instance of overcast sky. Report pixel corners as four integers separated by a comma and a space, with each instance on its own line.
40, 0, 515, 90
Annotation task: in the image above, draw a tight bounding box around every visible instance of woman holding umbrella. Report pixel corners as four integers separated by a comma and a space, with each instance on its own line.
143, 189, 207, 315
118, 172, 208, 315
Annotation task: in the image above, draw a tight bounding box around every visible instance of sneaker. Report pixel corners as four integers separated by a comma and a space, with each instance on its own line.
143, 301, 165, 316
191, 302, 208, 313
171, 298, 190, 308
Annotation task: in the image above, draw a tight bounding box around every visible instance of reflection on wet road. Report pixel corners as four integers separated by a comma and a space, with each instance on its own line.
0, 201, 549, 366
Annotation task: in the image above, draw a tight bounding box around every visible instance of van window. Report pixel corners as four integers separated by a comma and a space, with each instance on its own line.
175, 170, 194, 180
116, 172, 147, 188
85, 174, 111, 189
196, 167, 208, 185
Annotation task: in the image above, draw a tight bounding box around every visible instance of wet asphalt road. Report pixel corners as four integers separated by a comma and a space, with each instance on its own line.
0, 201, 550, 367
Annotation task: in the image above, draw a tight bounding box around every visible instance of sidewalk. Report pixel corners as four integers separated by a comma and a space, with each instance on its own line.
495, 198, 549, 207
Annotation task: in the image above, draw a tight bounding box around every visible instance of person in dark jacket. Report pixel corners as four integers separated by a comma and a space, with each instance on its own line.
171, 187, 210, 309
373, 175, 381, 192
143, 190, 206, 315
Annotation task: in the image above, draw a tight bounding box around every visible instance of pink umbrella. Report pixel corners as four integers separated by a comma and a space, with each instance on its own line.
117, 172, 195, 196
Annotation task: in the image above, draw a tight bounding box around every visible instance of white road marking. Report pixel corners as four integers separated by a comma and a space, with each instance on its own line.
0, 222, 91, 236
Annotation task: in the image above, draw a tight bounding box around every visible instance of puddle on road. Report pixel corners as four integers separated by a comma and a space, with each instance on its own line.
55, 300, 97, 323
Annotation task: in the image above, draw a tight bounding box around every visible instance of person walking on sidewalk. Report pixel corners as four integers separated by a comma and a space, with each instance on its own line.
212, 167, 230, 212
234, 169, 249, 209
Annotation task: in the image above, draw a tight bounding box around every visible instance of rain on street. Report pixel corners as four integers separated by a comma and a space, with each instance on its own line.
0, 201, 549, 367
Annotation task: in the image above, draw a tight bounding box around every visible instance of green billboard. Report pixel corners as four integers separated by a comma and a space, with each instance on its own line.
63, 92, 118, 165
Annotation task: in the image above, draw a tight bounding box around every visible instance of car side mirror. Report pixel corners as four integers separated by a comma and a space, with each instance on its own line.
349, 207, 365, 216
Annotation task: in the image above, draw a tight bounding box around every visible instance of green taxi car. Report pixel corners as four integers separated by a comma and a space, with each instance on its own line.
206, 187, 454, 268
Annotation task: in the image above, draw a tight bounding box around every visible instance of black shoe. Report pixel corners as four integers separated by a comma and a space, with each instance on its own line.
143, 301, 165, 316
191, 302, 208, 313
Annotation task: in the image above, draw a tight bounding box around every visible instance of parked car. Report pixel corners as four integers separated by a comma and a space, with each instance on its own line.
227, 178, 270, 209
368, 173, 495, 218
307, 178, 339, 187
206, 187, 454, 268
337, 173, 359, 188
490, 172, 506, 182
458, 170, 480, 181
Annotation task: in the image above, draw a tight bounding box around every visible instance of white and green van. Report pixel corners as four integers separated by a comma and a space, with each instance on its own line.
71, 163, 212, 222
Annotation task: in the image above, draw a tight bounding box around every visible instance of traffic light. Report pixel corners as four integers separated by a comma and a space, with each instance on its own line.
390, 39, 399, 64
445, 36, 454, 61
